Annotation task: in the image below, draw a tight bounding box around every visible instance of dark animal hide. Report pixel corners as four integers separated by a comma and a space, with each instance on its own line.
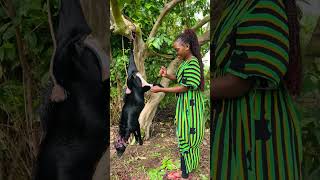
114, 48, 162, 157
33, 0, 109, 180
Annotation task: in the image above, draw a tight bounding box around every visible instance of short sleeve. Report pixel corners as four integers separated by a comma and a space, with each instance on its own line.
226, 0, 289, 88
180, 58, 201, 90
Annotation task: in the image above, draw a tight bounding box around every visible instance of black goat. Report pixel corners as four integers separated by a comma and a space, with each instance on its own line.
114, 48, 157, 157
33, 0, 109, 179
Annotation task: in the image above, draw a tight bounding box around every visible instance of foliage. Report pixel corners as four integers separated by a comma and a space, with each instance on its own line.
0, 0, 59, 179
297, 14, 320, 179
147, 156, 179, 180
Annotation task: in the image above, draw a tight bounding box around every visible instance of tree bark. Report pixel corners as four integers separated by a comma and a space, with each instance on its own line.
92, 147, 110, 180
192, 15, 210, 30
80, 0, 110, 179
210, 0, 225, 41
148, 0, 186, 39
80, 0, 109, 53
139, 58, 181, 139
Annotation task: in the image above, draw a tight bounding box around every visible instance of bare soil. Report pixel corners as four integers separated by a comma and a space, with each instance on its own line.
110, 119, 210, 180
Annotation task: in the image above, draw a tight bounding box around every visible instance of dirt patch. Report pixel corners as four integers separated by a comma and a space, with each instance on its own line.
110, 121, 210, 180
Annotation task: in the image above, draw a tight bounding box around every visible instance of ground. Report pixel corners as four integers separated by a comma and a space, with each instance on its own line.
110, 117, 210, 180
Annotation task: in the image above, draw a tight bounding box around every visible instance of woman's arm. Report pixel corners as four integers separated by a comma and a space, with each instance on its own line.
151, 85, 188, 93
211, 74, 253, 100
164, 74, 177, 81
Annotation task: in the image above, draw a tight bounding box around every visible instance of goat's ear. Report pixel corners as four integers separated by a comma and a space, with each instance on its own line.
142, 85, 151, 92
125, 88, 132, 94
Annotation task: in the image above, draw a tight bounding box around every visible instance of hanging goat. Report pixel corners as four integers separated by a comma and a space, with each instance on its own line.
33, 0, 109, 179
114, 41, 162, 157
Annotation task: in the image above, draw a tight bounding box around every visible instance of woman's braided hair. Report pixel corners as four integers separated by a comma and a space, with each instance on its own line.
284, 0, 302, 96
176, 29, 205, 91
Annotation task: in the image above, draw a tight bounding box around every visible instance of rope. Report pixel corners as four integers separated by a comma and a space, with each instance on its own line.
122, 29, 136, 88
122, 36, 128, 78
47, 0, 67, 102
122, 36, 128, 87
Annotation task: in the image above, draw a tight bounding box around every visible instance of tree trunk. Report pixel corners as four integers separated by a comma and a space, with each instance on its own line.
139, 58, 181, 139
210, 0, 225, 32
80, 0, 109, 53
80, 0, 110, 179
92, 147, 110, 180
306, 17, 320, 56
133, 32, 147, 78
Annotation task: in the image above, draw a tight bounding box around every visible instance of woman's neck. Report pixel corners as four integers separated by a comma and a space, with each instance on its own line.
184, 53, 193, 61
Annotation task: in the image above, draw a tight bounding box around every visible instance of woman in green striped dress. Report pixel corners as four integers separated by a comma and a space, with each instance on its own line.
151, 29, 205, 179
211, 0, 302, 179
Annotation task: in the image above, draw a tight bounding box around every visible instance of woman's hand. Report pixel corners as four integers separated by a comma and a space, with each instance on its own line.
159, 66, 177, 81
159, 66, 167, 77
151, 86, 163, 93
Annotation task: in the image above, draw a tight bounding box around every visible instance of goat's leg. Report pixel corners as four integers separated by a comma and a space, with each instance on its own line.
135, 129, 143, 145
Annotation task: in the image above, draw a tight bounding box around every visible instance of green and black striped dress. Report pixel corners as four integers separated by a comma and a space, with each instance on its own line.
211, 0, 302, 179
175, 56, 205, 174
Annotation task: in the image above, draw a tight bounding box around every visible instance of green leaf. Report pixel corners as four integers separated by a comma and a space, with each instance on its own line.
152, 42, 161, 50
163, 37, 172, 44
145, 4, 152, 9
2, 42, 16, 61
152, 38, 162, 50
200, 174, 209, 180
147, 37, 155, 48
0, 65, 3, 79
25, 32, 37, 49
2, 26, 15, 40
0, 47, 4, 61
7, 48, 16, 61
2, 42, 14, 49
303, 75, 318, 92
0, 23, 11, 34
314, 128, 320, 145
147, 168, 165, 180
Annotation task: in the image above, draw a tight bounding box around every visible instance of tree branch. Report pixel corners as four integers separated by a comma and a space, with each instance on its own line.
147, 30, 209, 60
47, 0, 58, 86
110, 0, 133, 36
0, 0, 10, 17
198, 30, 209, 46
148, 49, 174, 59
148, 0, 186, 39
110, 0, 144, 42
147, 14, 210, 60
192, 15, 210, 30
210, 0, 225, 41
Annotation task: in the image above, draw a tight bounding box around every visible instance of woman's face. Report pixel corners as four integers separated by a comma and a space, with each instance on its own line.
173, 41, 190, 60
